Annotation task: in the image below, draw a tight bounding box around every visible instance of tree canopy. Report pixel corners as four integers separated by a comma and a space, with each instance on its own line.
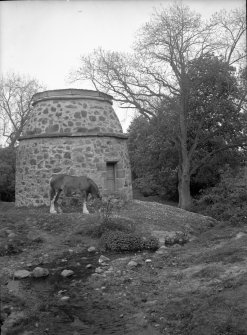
72, 2, 246, 209
0, 73, 44, 147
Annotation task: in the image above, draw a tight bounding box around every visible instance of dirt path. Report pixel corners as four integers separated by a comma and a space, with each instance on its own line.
1, 201, 247, 335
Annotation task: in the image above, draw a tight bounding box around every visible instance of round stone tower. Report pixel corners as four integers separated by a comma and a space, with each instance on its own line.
15, 89, 132, 207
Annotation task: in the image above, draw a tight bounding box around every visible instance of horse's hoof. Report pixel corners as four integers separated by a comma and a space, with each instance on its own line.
50, 210, 57, 214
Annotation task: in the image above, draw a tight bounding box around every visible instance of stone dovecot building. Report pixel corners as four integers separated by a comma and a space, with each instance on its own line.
15, 89, 132, 207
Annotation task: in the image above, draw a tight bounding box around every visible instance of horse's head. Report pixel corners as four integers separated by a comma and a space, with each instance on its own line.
89, 179, 102, 200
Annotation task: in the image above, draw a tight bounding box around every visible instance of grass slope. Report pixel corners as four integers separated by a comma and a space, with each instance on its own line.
0, 200, 247, 335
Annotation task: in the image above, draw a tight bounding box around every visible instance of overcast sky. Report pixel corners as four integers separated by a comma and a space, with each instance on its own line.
0, 0, 245, 130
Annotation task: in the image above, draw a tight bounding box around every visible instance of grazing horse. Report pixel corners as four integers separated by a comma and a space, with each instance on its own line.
49, 174, 101, 214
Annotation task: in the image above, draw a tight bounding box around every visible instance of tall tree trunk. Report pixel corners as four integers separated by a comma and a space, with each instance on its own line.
178, 82, 192, 210
178, 161, 192, 210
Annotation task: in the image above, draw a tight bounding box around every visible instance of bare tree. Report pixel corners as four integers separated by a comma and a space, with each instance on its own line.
210, 8, 246, 66
72, 3, 246, 209
0, 73, 44, 147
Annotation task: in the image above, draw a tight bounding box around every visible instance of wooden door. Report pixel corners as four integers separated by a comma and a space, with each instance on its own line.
106, 162, 116, 191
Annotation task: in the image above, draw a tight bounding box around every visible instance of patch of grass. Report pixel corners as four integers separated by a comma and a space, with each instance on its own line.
192, 265, 223, 279
0, 238, 25, 256
214, 321, 247, 335
0, 233, 44, 257
84, 217, 135, 238
221, 273, 247, 290
201, 246, 246, 265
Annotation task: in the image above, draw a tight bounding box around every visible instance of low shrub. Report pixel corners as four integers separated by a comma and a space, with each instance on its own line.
142, 236, 160, 251
100, 231, 159, 252
164, 231, 189, 246
100, 231, 143, 252
0, 147, 16, 202
193, 166, 247, 225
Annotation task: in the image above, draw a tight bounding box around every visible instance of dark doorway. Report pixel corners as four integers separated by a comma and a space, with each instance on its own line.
106, 162, 116, 192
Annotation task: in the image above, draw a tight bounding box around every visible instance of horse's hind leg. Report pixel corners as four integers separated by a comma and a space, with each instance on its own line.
54, 190, 63, 213
81, 191, 89, 214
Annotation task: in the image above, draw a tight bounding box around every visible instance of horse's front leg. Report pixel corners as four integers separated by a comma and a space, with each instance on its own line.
82, 192, 89, 214
50, 189, 62, 214
50, 198, 57, 214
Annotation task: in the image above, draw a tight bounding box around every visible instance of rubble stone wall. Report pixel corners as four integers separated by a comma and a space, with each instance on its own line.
23, 95, 122, 137
15, 90, 132, 207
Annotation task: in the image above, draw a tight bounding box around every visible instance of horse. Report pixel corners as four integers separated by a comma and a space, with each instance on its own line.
49, 174, 101, 214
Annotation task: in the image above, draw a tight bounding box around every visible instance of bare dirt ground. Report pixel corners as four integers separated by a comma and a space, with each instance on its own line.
1, 200, 247, 335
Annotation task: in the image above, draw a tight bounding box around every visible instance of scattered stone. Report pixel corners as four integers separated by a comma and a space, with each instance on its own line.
58, 289, 67, 295
61, 258, 67, 263
159, 245, 167, 250
156, 250, 166, 255
95, 267, 104, 274
98, 255, 110, 264
152, 230, 189, 246
8, 232, 16, 239
145, 259, 152, 263
127, 260, 138, 268
70, 317, 90, 330
1, 311, 27, 330
14, 270, 31, 279
86, 264, 93, 269
1, 311, 27, 334
145, 299, 158, 307
105, 266, 114, 274
32, 267, 49, 278
235, 232, 246, 239
133, 312, 148, 328
171, 244, 182, 248
61, 269, 74, 277
156, 246, 168, 255
88, 246, 96, 253
91, 273, 102, 278
132, 255, 143, 264
100, 262, 108, 266
60, 296, 70, 301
